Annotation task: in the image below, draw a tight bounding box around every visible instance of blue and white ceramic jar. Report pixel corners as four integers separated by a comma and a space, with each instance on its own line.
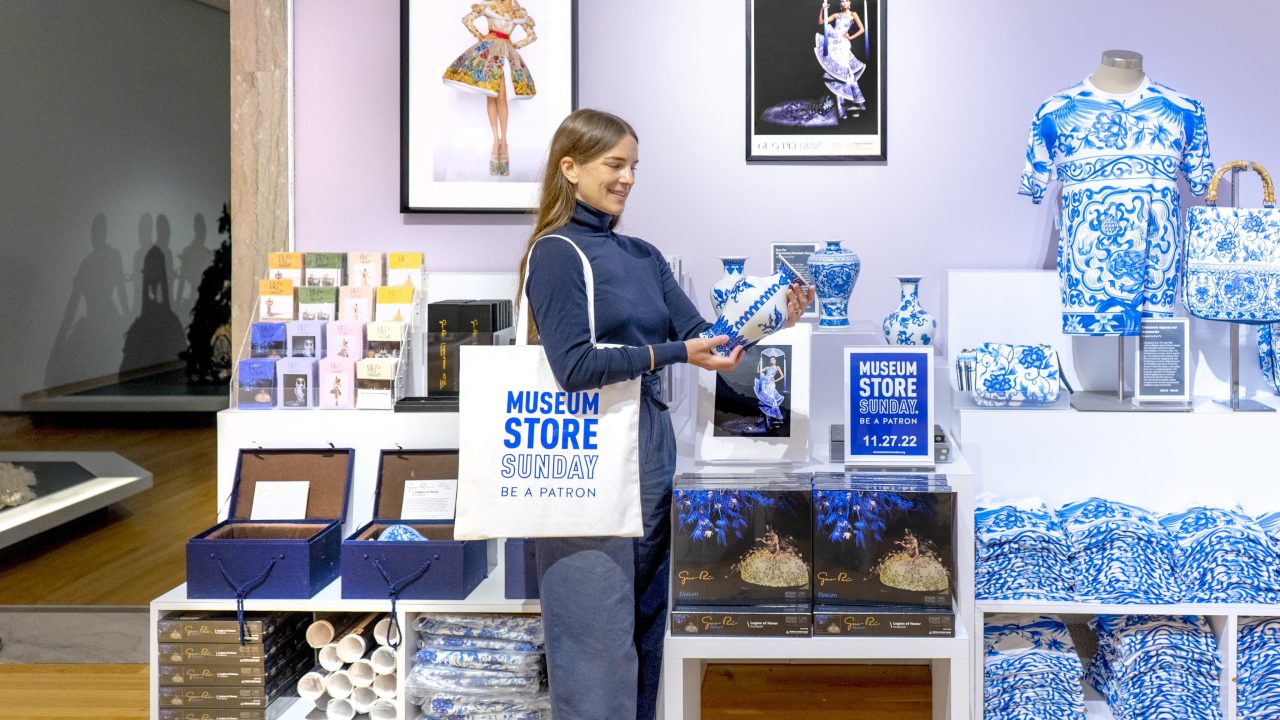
807, 241, 861, 327
883, 275, 937, 345
710, 257, 748, 317
701, 262, 799, 357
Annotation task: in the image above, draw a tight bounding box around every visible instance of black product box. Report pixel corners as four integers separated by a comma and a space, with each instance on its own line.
426, 300, 515, 396
156, 613, 306, 644
159, 645, 312, 686
670, 605, 811, 638
341, 450, 491, 600
813, 604, 955, 637
157, 631, 305, 665
671, 475, 812, 606
186, 449, 354, 600
158, 686, 269, 710
812, 474, 955, 608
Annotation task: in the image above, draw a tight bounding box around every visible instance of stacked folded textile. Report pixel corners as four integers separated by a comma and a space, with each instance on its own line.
1160, 507, 1280, 603
983, 614, 1086, 720
1238, 617, 1280, 720
407, 614, 550, 720
975, 495, 1074, 601
1057, 498, 1181, 603
1086, 615, 1222, 720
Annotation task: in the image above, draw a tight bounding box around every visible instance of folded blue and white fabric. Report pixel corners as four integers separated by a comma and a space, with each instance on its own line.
983, 614, 1086, 720
1057, 498, 1181, 603
416, 690, 551, 719
1238, 616, 1280, 719
408, 614, 548, 719
1160, 506, 1280, 603
1087, 615, 1222, 720
412, 614, 545, 645
975, 495, 1075, 601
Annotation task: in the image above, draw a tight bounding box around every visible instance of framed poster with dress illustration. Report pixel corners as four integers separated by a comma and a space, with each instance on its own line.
402, 0, 578, 212
747, 0, 886, 161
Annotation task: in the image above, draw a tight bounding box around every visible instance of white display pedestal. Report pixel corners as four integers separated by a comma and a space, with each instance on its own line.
949, 269, 1280, 720
0, 451, 152, 550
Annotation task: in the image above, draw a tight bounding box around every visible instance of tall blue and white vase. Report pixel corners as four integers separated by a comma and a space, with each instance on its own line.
710, 257, 748, 317
807, 241, 861, 327
883, 275, 937, 346
701, 262, 800, 357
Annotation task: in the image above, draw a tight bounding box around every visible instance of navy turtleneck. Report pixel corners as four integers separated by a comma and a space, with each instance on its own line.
525, 200, 711, 392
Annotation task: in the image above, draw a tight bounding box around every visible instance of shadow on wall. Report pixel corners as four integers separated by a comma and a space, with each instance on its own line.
45, 212, 195, 389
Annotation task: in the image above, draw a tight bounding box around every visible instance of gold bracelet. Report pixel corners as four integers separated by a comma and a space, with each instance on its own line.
648, 345, 655, 373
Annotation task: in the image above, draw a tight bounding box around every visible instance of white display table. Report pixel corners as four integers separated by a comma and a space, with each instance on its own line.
0, 451, 151, 550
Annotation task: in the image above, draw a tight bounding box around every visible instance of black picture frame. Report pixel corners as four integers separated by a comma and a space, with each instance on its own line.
401, 0, 579, 213
746, 0, 887, 162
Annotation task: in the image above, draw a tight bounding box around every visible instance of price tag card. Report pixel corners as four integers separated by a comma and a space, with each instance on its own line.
1136, 318, 1190, 403
770, 243, 818, 316
249, 480, 311, 520
844, 347, 934, 467
401, 479, 458, 520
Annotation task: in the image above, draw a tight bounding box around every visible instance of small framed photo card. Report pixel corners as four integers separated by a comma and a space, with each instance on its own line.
695, 323, 811, 463
844, 346, 933, 467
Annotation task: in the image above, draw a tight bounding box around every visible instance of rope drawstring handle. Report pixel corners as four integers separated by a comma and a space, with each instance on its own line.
371, 553, 439, 649
213, 554, 281, 645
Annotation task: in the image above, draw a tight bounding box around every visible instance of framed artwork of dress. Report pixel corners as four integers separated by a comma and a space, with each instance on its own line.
401, 0, 578, 212
695, 324, 811, 464
746, 0, 886, 162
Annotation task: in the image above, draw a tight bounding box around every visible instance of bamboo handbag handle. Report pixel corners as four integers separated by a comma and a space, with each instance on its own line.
1205, 159, 1276, 207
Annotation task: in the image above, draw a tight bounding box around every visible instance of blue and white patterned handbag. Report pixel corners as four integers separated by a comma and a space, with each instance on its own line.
1183, 160, 1280, 323
958, 343, 1065, 407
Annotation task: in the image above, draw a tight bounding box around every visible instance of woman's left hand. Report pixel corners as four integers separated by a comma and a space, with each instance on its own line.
783, 283, 817, 329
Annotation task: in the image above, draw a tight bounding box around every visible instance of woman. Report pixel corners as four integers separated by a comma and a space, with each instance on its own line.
754, 355, 786, 428
442, 0, 538, 176
816, 0, 866, 119
521, 109, 813, 719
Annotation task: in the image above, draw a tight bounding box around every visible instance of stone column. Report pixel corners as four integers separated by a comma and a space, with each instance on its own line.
229, 0, 289, 357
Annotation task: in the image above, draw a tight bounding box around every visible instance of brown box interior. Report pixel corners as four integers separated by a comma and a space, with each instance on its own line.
354, 522, 458, 541
232, 450, 352, 521
376, 450, 459, 520
204, 522, 331, 540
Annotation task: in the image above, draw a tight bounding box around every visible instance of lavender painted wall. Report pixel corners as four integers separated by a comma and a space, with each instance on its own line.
294, 0, 1280, 337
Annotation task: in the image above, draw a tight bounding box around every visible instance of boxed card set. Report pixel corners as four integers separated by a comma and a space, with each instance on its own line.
249, 323, 285, 359
387, 251, 425, 289
286, 320, 324, 358
812, 473, 956, 609
266, 252, 303, 285
341, 450, 490, 600
356, 358, 400, 409
186, 449, 354, 599
304, 252, 344, 287
375, 285, 415, 322
297, 286, 337, 322
347, 251, 383, 287
318, 358, 355, 409
326, 320, 364, 361
257, 279, 293, 321
340, 286, 375, 323
236, 359, 277, 409
365, 320, 406, 359
671, 474, 813, 606
275, 358, 317, 409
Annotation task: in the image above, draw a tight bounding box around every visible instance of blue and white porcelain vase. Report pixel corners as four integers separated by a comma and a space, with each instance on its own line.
807, 241, 861, 327
710, 257, 748, 316
883, 275, 937, 346
701, 262, 799, 357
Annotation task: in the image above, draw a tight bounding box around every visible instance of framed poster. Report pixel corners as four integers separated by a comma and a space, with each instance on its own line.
747, 0, 886, 161
844, 346, 933, 467
770, 242, 817, 317
402, 0, 578, 212
696, 324, 811, 463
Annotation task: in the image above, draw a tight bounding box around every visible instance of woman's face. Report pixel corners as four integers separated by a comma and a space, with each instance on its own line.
563, 134, 638, 216
840, 0, 851, 9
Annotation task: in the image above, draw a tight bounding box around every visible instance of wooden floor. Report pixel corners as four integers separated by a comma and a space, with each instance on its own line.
0, 662, 930, 719
0, 414, 216, 605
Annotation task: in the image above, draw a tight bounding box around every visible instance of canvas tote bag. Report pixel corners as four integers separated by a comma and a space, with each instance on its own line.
454, 235, 643, 540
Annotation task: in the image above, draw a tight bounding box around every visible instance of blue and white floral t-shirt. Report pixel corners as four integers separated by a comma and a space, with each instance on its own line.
1020, 77, 1214, 335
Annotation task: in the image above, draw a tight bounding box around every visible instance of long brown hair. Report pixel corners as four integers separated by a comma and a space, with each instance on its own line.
517, 109, 638, 341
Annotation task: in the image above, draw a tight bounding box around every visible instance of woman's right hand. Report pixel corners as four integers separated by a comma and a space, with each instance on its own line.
685, 336, 744, 372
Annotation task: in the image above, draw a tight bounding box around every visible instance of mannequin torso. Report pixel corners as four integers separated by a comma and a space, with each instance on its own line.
1089, 49, 1145, 94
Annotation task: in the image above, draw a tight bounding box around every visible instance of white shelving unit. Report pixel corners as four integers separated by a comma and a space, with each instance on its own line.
950, 269, 1280, 720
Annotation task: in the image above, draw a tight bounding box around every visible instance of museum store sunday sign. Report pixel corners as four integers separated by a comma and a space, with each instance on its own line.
844, 347, 934, 467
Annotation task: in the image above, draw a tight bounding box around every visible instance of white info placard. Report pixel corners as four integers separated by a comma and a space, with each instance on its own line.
401, 479, 458, 520
250, 481, 310, 520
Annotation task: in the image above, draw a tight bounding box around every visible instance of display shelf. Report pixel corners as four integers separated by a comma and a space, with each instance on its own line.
0, 451, 152, 550
976, 600, 1280, 616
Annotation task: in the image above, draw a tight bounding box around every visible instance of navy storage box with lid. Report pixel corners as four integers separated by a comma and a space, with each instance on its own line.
341, 450, 491, 600
504, 538, 539, 600
186, 448, 354, 599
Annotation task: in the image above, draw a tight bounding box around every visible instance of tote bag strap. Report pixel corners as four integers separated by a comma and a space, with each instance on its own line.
515, 234, 597, 346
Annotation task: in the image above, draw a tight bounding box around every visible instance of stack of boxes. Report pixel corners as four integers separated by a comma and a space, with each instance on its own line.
670, 472, 958, 638
156, 612, 311, 719
420, 299, 515, 410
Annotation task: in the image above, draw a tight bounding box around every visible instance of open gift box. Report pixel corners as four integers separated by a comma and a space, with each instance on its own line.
341, 450, 491, 600
186, 449, 354, 599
